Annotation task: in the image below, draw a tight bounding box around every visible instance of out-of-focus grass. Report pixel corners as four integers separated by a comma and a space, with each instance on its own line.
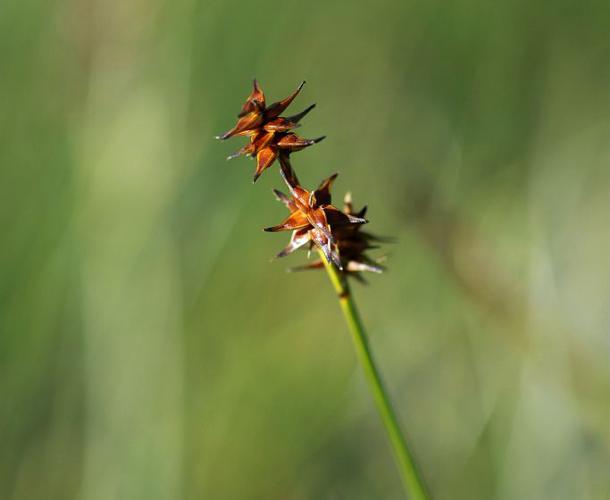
0, 0, 608, 499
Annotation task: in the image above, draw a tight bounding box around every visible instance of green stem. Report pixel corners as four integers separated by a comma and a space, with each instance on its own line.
319, 250, 431, 500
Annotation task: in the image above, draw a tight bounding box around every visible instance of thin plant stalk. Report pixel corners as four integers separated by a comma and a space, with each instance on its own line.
318, 249, 431, 500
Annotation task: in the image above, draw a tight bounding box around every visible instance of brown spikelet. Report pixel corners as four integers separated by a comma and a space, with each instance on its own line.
264, 159, 367, 269
217, 80, 324, 182
288, 192, 390, 280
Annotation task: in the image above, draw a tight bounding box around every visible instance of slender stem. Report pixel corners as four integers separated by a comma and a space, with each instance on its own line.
318, 250, 431, 500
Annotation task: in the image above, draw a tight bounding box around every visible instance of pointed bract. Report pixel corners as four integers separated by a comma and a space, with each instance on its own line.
312, 173, 338, 206
253, 147, 278, 182
265, 81, 305, 119
264, 210, 310, 232
238, 79, 266, 117
276, 228, 311, 258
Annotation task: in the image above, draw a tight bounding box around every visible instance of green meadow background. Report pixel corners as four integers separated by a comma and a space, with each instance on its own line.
1, 0, 608, 499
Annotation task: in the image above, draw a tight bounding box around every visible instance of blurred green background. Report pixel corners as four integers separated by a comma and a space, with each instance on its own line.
1, 0, 608, 499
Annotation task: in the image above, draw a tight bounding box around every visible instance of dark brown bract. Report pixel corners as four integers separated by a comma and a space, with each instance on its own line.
217, 80, 324, 182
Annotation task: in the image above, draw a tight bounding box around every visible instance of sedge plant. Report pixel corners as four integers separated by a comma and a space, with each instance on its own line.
217, 80, 431, 500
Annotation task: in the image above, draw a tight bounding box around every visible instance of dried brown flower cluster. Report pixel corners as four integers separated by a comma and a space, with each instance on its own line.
289, 192, 388, 281
217, 80, 324, 182
218, 80, 387, 277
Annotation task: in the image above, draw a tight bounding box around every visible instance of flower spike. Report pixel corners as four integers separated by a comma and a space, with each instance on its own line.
218, 79, 390, 276
218, 80, 323, 181
285, 192, 389, 280
265, 160, 367, 269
